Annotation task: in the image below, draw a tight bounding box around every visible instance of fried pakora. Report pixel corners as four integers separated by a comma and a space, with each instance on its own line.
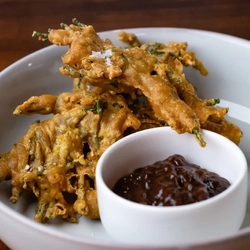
1, 90, 140, 222
0, 19, 242, 223
46, 23, 206, 146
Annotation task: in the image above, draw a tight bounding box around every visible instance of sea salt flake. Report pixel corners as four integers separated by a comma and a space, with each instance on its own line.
37, 166, 44, 172
25, 165, 31, 171
90, 49, 113, 66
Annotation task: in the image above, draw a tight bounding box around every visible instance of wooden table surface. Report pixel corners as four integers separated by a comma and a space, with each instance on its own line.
1, 0, 250, 248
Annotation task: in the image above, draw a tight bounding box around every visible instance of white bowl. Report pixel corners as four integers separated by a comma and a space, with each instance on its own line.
0, 28, 250, 250
96, 127, 248, 246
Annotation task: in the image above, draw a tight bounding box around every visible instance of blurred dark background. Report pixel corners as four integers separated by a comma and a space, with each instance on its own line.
0, 0, 250, 70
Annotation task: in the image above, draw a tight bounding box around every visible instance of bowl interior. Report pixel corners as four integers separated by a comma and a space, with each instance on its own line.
0, 28, 250, 250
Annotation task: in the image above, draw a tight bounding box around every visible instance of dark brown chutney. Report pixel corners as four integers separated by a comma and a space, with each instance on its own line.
113, 154, 230, 206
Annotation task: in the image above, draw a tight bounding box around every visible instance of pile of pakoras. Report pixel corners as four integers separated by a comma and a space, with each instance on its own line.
0, 19, 242, 223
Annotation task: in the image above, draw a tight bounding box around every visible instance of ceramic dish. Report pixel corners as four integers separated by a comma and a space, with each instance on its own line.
0, 28, 250, 250
96, 127, 248, 245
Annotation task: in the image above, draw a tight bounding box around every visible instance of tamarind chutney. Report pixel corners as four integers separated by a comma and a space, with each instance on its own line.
113, 154, 230, 206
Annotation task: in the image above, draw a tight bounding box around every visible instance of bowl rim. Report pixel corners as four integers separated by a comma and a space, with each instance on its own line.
0, 26, 250, 249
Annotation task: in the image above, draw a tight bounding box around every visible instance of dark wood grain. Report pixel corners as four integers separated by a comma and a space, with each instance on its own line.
0, 0, 250, 248
1, 0, 250, 72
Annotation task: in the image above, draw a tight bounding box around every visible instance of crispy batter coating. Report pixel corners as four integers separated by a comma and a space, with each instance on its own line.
0, 19, 242, 223
201, 116, 242, 145
14, 95, 58, 115
1, 91, 140, 222
47, 23, 207, 146
118, 31, 141, 47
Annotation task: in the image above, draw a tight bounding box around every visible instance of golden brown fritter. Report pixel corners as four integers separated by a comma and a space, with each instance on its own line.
0, 19, 242, 224
43, 22, 207, 146
1, 91, 140, 222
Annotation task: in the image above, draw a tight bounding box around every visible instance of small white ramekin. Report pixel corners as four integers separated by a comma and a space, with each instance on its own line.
96, 127, 248, 246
